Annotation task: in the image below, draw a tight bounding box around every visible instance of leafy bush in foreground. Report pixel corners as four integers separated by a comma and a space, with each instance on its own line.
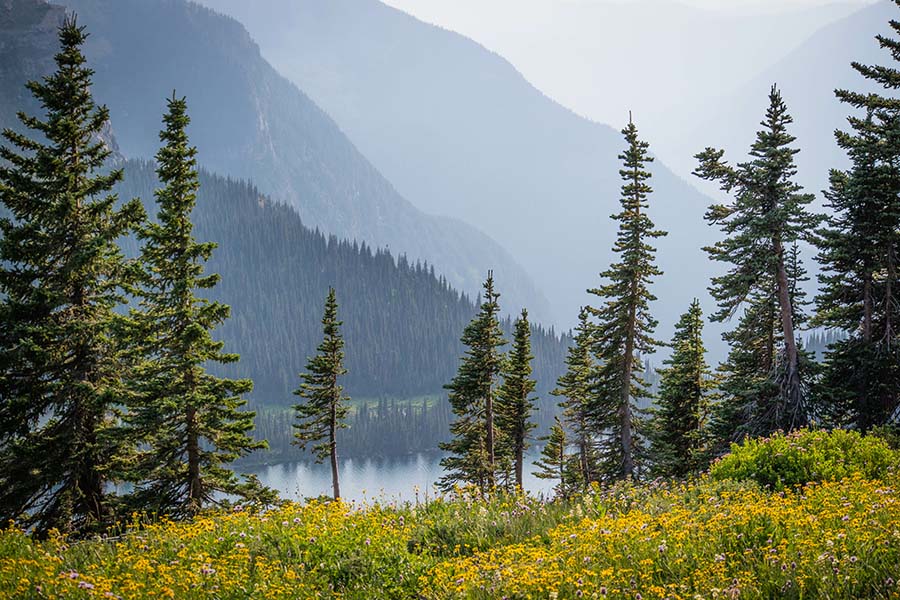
710, 428, 898, 490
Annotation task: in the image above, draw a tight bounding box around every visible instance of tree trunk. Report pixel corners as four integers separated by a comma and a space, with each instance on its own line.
621, 280, 638, 478
620, 169, 640, 479
773, 238, 805, 430
558, 436, 566, 497
514, 432, 524, 490
578, 428, 590, 487
330, 380, 341, 500
885, 245, 895, 348
766, 296, 776, 374
72, 272, 105, 528
485, 383, 495, 490
863, 275, 873, 343
186, 405, 202, 514
75, 408, 104, 527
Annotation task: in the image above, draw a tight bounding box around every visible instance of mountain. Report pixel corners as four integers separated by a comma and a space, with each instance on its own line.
377, 0, 870, 155
115, 161, 569, 409
0, 0, 570, 456
196, 0, 722, 350
0, 0, 62, 130
677, 0, 894, 199
33, 0, 550, 322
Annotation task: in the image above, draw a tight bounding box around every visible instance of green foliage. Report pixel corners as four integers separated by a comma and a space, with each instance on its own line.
552, 308, 601, 486
814, 2, 900, 430
710, 429, 898, 490
587, 118, 666, 481
495, 309, 537, 490
696, 85, 818, 438
439, 273, 507, 493
648, 299, 715, 477
123, 94, 269, 518
114, 160, 570, 428
531, 417, 581, 499
0, 16, 143, 535
293, 288, 350, 498
814, 338, 900, 431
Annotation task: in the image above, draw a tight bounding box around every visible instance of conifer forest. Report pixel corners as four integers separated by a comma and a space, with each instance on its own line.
2, 0, 900, 598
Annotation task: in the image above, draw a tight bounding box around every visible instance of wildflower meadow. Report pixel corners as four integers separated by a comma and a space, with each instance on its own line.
2, 430, 899, 599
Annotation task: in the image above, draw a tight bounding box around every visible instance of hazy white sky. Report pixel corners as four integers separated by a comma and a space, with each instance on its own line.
383, 0, 876, 18
378, 0, 878, 167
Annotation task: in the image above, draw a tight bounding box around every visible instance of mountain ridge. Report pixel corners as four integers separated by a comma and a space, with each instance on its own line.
198, 0, 723, 352
34, 0, 552, 323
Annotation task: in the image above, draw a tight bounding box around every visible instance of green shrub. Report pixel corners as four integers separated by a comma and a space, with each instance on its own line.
709, 428, 898, 490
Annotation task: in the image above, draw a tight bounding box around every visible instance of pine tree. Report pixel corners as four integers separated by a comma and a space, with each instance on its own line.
695, 85, 819, 435
439, 272, 507, 493
648, 299, 714, 477
294, 287, 350, 499
587, 117, 666, 481
532, 417, 577, 499
552, 308, 600, 486
814, 5, 900, 429
123, 94, 270, 518
0, 17, 143, 535
707, 291, 779, 452
496, 309, 538, 491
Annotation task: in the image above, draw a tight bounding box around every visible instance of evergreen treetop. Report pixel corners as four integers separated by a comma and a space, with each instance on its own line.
294, 287, 350, 499
532, 417, 578, 499
587, 117, 666, 481
496, 308, 538, 490
0, 16, 143, 535
696, 86, 818, 323
649, 299, 715, 477
124, 93, 269, 518
695, 85, 818, 434
552, 307, 599, 486
439, 272, 507, 492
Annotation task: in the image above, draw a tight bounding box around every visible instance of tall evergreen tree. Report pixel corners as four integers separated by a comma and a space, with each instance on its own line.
0, 18, 143, 535
496, 309, 538, 490
439, 272, 507, 492
124, 94, 269, 518
695, 85, 818, 435
293, 287, 349, 499
587, 117, 666, 481
814, 6, 900, 429
532, 417, 578, 499
648, 299, 714, 477
707, 290, 779, 451
552, 308, 600, 487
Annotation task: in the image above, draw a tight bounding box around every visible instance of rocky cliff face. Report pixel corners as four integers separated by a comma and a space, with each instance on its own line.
0, 0, 63, 132
0, 0, 123, 161
44, 0, 551, 322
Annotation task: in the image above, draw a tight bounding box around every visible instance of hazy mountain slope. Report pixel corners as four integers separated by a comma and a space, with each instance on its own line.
115, 161, 569, 409
378, 0, 870, 155
0, 0, 59, 132
679, 0, 894, 198
36, 0, 549, 321
197, 0, 720, 347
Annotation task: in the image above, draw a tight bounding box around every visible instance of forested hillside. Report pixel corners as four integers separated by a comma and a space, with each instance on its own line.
115, 161, 569, 458
43, 0, 549, 321
198, 0, 716, 339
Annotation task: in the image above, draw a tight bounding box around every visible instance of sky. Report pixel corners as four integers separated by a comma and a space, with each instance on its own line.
378, 0, 878, 171
382, 0, 876, 20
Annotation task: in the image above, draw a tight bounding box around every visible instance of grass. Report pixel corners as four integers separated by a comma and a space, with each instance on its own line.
2, 431, 900, 599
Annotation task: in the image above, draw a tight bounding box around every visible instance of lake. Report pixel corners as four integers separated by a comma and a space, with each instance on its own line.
246, 451, 557, 503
